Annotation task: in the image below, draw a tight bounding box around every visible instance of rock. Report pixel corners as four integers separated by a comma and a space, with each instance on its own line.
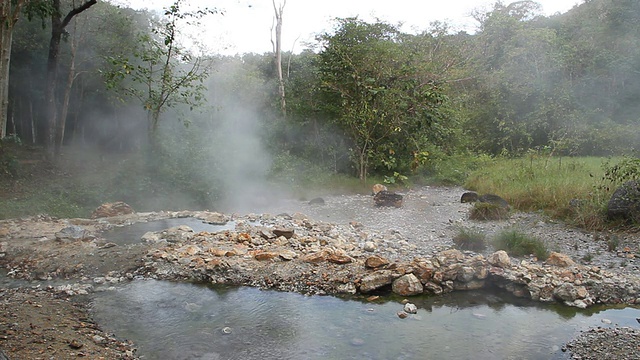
373, 191, 403, 207
327, 253, 353, 264
607, 180, 640, 222
403, 302, 418, 314
273, 227, 294, 239
363, 241, 377, 252
488, 251, 511, 268
365, 255, 390, 269
90, 202, 134, 219
201, 212, 228, 225
461, 191, 479, 203
308, 197, 325, 205
161, 225, 194, 243
372, 183, 388, 195
553, 283, 588, 302
55, 225, 92, 242
478, 194, 510, 209
392, 274, 423, 296
359, 270, 398, 293
546, 252, 576, 267
397, 311, 408, 319
253, 251, 280, 261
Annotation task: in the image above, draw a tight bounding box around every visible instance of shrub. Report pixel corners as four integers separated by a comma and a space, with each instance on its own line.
493, 228, 549, 260
452, 227, 487, 251
469, 202, 510, 221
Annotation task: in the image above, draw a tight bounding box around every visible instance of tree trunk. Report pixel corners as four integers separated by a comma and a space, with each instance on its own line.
0, 0, 26, 140
55, 19, 81, 155
272, 0, 286, 118
44, 0, 97, 159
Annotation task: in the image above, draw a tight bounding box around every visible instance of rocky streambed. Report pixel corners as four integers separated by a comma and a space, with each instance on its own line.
0, 186, 639, 359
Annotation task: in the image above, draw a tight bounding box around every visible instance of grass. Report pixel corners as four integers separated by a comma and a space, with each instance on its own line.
464, 156, 620, 230
469, 202, 510, 221
452, 227, 487, 251
493, 228, 549, 260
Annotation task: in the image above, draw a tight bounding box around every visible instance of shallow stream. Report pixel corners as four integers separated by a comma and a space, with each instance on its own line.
91, 280, 639, 360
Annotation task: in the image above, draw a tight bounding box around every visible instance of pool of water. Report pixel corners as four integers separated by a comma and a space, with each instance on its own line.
100, 218, 238, 246
91, 280, 640, 360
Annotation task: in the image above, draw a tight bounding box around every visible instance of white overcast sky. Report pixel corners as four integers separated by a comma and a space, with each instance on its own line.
117, 0, 583, 55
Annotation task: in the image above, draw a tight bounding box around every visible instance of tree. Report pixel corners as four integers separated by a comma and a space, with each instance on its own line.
317, 18, 447, 181
0, 0, 29, 140
104, 0, 217, 151
44, 0, 97, 157
271, 0, 286, 118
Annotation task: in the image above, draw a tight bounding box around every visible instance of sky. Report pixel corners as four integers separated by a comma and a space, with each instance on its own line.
119, 0, 583, 55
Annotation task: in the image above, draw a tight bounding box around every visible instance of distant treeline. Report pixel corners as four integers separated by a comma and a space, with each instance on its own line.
6, 0, 640, 180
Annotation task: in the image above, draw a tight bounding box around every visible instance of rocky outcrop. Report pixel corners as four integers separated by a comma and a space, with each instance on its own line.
139, 216, 640, 308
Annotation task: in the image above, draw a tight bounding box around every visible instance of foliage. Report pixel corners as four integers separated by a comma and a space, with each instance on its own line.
493, 228, 549, 260
600, 155, 640, 188
452, 227, 487, 251
469, 202, 510, 221
102, 0, 217, 147
315, 18, 449, 181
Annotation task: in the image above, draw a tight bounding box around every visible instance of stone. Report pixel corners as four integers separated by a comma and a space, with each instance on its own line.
253, 251, 280, 261
327, 253, 353, 264
373, 191, 403, 207
365, 255, 390, 269
392, 274, 423, 296
460, 191, 479, 203
372, 183, 388, 195
55, 225, 91, 242
359, 270, 397, 293
403, 302, 418, 314
90, 201, 134, 219
478, 194, 510, 209
553, 283, 587, 302
308, 197, 325, 205
546, 252, 576, 267
201, 212, 227, 225
488, 251, 511, 268
363, 241, 377, 252
607, 180, 640, 222
273, 227, 295, 239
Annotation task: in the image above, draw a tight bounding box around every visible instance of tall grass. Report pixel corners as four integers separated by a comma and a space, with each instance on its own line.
464, 156, 617, 230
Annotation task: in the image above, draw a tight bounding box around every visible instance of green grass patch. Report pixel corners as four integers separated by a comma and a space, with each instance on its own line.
493, 228, 549, 260
464, 156, 622, 230
452, 227, 487, 251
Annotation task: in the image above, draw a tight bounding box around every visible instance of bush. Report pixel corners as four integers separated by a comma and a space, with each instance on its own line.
452, 227, 487, 251
493, 228, 549, 260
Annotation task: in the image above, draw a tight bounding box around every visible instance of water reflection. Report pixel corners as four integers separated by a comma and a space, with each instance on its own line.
91, 280, 639, 360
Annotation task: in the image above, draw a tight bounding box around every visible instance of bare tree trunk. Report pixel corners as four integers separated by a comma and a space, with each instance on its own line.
44, 0, 97, 159
0, 0, 27, 140
271, 0, 286, 118
56, 18, 81, 154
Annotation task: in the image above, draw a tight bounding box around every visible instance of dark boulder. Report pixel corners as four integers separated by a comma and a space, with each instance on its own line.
461, 192, 479, 203
374, 190, 403, 207
308, 197, 325, 205
478, 194, 510, 210
607, 180, 640, 223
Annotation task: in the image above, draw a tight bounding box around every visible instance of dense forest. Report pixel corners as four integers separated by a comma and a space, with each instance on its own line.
1, 0, 639, 212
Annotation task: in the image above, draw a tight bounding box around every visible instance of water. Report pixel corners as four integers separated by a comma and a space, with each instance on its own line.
91, 280, 640, 360
101, 218, 237, 246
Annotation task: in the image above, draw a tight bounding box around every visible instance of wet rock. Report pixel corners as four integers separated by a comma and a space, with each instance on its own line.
90, 202, 134, 219
403, 302, 418, 314
488, 251, 511, 268
392, 274, 423, 296
546, 252, 576, 267
359, 270, 398, 293
161, 225, 195, 243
